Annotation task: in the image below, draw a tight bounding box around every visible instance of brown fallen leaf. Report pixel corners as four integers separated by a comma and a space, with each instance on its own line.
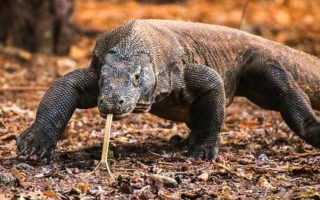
74, 182, 90, 194
149, 174, 178, 187
181, 191, 203, 199
0, 120, 7, 135
293, 192, 320, 200
0, 133, 16, 141
198, 171, 209, 182
10, 167, 27, 188
256, 176, 275, 190
43, 191, 60, 200
238, 119, 259, 128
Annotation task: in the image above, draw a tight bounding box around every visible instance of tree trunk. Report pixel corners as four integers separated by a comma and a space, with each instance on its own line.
0, 0, 74, 55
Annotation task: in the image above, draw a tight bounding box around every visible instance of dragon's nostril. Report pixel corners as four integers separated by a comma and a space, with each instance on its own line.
118, 99, 125, 106
99, 98, 104, 105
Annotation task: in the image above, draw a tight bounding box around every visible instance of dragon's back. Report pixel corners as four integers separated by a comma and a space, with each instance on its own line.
244, 29, 320, 108
131, 19, 320, 107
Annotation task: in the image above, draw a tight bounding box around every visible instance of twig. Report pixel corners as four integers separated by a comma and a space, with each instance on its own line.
294, 152, 320, 158
298, 184, 320, 189
134, 185, 151, 194
115, 168, 139, 171
283, 152, 320, 161
213, 162, 252, 180
0, 86, 48, 92
135, 160, 149, 169
232, 164, 288, 172
0, 46, 32, 60
158, 161, 175, 166
175, 162, 214, 175
239, 0, 251, 30
149, 151, 164, 157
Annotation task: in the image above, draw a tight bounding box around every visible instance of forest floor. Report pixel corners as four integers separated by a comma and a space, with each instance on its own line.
1, 0, 320, 199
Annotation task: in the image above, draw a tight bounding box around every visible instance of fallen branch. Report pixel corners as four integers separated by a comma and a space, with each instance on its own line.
0, 46, 32, 61
213, 162, 252, 180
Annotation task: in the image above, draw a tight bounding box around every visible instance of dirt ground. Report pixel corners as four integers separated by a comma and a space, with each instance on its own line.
0, 0, 320, 199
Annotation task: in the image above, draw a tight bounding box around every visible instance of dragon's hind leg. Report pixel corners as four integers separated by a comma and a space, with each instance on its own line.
237, 58, 320, 148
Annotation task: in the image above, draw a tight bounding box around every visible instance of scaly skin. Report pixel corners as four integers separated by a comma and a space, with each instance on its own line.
17, 68, 99, 161
17, 20, 320, 162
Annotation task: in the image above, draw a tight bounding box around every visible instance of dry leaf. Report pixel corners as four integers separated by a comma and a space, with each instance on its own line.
43, 191, 60, 200
198, 171, 209, 182
74, 183, 90, 194
149, 174, 178, 187
257, 176, 275, 190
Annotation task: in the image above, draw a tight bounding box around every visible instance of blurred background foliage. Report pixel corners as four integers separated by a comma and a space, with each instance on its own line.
1, 0, 320, 102
1, 0, 320, 57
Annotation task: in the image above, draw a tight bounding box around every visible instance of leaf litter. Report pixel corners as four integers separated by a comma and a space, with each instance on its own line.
1, 0, 320, 199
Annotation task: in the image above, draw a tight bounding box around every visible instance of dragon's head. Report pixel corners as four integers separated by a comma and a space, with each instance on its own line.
92, 32, 156, 120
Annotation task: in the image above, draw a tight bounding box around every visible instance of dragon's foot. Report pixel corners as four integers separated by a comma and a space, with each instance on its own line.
16, 123, 57, 163
187, 138, 218, 160
169, 135, 188, 149
304, 123, 320, 148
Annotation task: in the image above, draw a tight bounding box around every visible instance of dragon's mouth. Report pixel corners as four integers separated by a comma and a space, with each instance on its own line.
100, 112, 130, 120
113, 112, 130, 119
99, 102, 151, 120
100, 104, 135, 120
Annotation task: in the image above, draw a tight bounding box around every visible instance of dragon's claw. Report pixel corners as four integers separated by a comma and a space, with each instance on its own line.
187, 141, 218, 160
16, 123, 57, 162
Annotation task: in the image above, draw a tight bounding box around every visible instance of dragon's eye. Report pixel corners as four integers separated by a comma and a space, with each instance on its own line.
135, 74, 140, 81
133, 73, 141, 87
108, 49, 117, 54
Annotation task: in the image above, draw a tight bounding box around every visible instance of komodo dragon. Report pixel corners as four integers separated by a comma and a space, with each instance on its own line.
17, 19, 320, 161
